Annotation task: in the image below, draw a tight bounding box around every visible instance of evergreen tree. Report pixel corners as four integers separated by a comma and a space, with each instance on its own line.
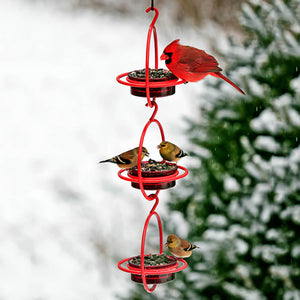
120, 0, 300, 299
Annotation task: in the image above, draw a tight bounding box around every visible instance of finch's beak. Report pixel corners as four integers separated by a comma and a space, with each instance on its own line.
157, 145, 161, 149
160, 53, 168, 61
165, 242, 169, 247
145, 151, 150, 156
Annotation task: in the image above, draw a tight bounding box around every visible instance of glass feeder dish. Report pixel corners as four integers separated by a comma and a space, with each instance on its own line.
128, 161, 177, 190
128, 254, 177, 284
118, 162, 188, 191
127, 68, 178, 97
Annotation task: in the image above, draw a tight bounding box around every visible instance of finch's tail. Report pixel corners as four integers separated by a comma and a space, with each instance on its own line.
98, 158, 115, 164
212, 72, 245, 95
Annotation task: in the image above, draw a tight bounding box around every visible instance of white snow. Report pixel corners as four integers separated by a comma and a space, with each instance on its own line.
203, 229, 227, 241
248, 78, 264, 96
251, 108, 285, 134
274, 93, 292, 108
207, 214, 228, 228
228, 200, 246, 220
254, 136, 281, 153
224, 176, 241, 193
0, 1, 199, 299
288, 108, 300, 127
291, 76, 300, 93
284, 290, 300, 300
216, 109, 239, 120
270, 156, 288, 178
234, 238, 249, 255
266, 228, 281, 241
252, 245, 287, 263
245, 161, 264, 180
291, 245, 300, 258
224, 282, 265, 300
290, 146, 300, 174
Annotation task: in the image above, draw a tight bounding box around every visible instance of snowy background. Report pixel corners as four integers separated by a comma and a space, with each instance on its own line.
0, 0, 218, 299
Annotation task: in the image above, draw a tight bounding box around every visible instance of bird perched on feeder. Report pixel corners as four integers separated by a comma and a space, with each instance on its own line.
158, 141, 188, 163
165, 234, 199, 258
99, 147, 149, 169
160, 39, 245, 95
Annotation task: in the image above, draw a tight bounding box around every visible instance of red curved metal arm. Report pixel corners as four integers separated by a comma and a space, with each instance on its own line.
145, 7, 159, 108
137, 101, 165, 200
140, 196, 163, 292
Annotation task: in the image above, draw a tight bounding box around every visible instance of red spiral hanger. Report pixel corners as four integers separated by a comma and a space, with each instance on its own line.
116, 1, 188, 293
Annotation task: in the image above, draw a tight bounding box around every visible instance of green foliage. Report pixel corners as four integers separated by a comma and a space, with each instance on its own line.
121, 0, 300, 298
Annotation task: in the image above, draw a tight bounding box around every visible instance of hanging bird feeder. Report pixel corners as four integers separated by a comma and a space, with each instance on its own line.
115, 1, 188, 293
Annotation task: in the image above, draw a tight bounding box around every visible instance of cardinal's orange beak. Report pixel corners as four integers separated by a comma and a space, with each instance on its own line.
160, 53, 168, 60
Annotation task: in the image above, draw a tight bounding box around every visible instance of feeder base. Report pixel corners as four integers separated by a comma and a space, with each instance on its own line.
131, 273, 175, 284
131, 181, 176, 190
130, 86, 175, 98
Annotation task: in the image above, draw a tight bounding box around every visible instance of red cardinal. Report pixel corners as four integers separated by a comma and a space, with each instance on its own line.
160, 39, 245, 95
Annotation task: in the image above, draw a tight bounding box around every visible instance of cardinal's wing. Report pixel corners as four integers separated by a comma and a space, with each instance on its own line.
178, 47, 222, 73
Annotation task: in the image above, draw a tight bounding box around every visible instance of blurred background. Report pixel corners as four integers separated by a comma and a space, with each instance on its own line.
2, 0, 299, 300
0, 0, 242, 299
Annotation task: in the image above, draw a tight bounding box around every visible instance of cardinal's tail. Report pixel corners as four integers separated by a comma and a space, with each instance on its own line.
212, 72, 245, 95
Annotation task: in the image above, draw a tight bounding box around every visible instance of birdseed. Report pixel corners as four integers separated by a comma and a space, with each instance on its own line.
130, 254, 173, 266
129, 68, 175, 79
132, 159, 177, 172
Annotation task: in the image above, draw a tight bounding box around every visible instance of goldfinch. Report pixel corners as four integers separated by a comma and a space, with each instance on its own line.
158, 141, 188, 163
99, 147, 149, 169
165, 234, 198, 258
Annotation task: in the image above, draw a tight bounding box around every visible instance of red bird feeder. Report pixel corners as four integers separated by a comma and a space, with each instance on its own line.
116, 2, 188, 293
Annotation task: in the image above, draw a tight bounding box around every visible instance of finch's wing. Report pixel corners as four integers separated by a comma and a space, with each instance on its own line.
181, 238, 197, 252
118, 150, 136, 165
113, 155, 132, 165
180, 239, 191, 251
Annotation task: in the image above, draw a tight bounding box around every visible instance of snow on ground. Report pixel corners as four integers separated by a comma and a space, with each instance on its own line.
0, 1, 201, 299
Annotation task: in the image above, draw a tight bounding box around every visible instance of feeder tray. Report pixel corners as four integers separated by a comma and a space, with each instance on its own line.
128, 160, 177, 190
118, 161, 188, 191
118, 254, 188, 286
128, 254, 177, 284
127, 68, 177, 98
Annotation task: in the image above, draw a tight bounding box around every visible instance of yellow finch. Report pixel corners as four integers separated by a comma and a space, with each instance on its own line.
165, 234, 198, 258
99, 147, 149, 169
158, 141, 188, 163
